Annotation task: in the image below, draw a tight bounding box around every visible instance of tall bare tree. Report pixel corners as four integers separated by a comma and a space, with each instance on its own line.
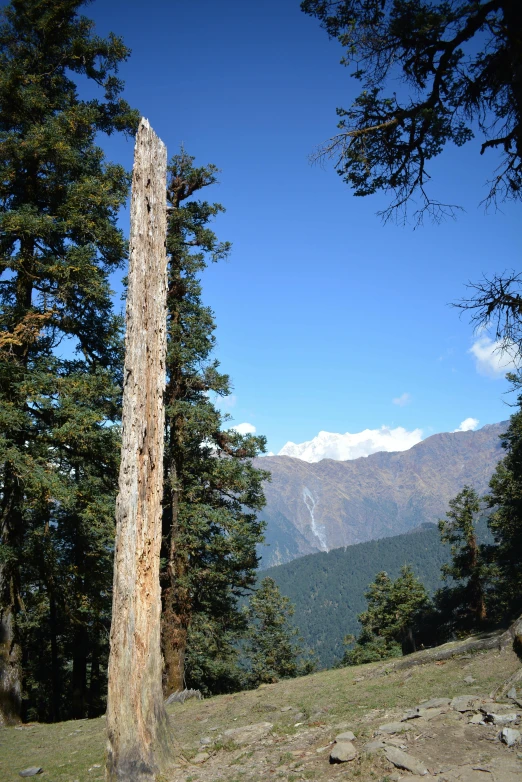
106, 119, 174, 781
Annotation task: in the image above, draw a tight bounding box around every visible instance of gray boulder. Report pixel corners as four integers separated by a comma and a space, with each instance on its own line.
384, 746, 428, 776
329, 741, 357, 763
335, 730, 356, 741
19, 771, 43, 779
499, 727, 521, 746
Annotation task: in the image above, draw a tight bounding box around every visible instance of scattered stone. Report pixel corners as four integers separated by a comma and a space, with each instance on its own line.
335, 730, 356, 741
200, 736, 212, 745
499, 727, 521, 747
329, 741, 357, 763
280, 706, 293, 712
223, 722, 273, 745
384, 746, 428, 776
192, 752, 210, 764
377, 721, 413, 734
451, 695, 490, 712
464, 675, 476, 684
363, 740, 387, 753
419, 698, 451, 709
402, 707, 430, 721
484, 712, 520, 726
353, 676, 365, 682
469, 713, 485, 724
19, 771, 43, 778
507, 687, 518, 701
316, 744, 332, 753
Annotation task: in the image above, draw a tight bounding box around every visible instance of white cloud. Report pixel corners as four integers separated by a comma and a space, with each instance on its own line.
278, 426, 423, 463
393, 392, 412, 407
469, 337, 517, 378
453, 417, 479, 433
231, 422, 256, 435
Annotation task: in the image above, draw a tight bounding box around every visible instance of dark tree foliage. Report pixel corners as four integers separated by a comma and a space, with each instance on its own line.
242, 577, 314, 687
455, 270, 522, 365
161, 150, 269, 696
436, 486, 490, 629
342, 566, 431, 665
486, 403, 522, 619
301, 0, 522, 223
0, 0, 138, 722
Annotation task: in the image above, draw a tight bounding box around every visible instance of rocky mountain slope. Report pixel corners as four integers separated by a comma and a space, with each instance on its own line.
256, 422, 506, 567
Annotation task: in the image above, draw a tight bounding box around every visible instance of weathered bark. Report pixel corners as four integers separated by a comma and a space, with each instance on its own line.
106, 118, 173, 781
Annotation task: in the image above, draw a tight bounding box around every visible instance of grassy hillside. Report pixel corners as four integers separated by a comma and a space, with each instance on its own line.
263, 521, 491, 669
1, 640, 519, 782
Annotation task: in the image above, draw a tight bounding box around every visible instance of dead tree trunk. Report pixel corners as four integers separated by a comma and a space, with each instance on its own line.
106, 118, 173, 781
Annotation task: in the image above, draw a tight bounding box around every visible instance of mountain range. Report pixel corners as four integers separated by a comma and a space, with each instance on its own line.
255, 421, 506, 568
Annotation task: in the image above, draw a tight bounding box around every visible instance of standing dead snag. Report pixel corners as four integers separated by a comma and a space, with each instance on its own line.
106, 118, 173, 781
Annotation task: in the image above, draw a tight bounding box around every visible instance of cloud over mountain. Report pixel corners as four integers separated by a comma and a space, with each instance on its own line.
278, 426, 423, 463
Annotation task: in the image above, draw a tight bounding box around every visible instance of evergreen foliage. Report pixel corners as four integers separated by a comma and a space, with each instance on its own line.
342, 566, 431, 665
436, 486, 490, 631
486, 403, 522, 620
242, 577, 314, 686
0, 0, 138, 721
160, 149, 269, 696
265, 523, 455, 668
301, 0, 522, 222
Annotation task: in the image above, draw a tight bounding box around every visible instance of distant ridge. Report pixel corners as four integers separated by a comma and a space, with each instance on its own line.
256, 421, 506, 568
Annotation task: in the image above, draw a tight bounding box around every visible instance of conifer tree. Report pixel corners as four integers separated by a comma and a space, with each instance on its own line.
487, 407, 522, 620
437, 486, 489, 630
161, 150, 269, 695
243, 577, 313, 687
0, 0, 138, 722
343, 567, 430, 665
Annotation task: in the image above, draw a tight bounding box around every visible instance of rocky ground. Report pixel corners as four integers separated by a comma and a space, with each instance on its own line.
1, 638, 521, 782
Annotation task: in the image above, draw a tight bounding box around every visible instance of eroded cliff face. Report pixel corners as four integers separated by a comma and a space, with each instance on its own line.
256, 422, 506, 567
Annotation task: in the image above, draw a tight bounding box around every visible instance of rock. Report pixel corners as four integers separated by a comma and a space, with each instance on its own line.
363, 740, 386, 753
19, 771, 43, 779
450, 695, 490, 712
377, 721, 413, 734
484, 712, 520, 725
335, 730, 356, 741
329, 741, 357, 763
200, 737, 212, 745
464, 675, 476, 684
354, 676, 365, 682
223, 722, 273, 745
402, 707, 430, 721
192, 752, 210, 764
384, 746, 428, 776
499, 727, 521, 746
418, 697, 451, 709
507, 687, 518, 700
469, 713, 484, 724
280, 706, 293, 712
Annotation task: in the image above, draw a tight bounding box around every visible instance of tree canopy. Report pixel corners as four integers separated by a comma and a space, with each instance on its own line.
301, 0, 522, 223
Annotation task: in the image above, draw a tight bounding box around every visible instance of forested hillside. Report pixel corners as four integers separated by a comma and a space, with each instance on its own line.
264, 520, 491, 669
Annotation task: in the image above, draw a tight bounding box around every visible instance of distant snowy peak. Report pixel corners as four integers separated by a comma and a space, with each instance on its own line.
278, 426, 423, 463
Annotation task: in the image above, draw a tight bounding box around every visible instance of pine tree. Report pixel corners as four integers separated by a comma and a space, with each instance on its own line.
487, 406, 522, 620
436, 486, 489, 631
0, 0, 138, 722
243, 577, 314, 687
343, 567, 430, 665
161, 149, 269, 695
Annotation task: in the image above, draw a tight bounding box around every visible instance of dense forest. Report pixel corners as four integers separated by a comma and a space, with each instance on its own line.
263, 520, 489, 668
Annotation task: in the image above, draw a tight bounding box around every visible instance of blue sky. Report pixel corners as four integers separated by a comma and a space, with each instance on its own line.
90, 0, 521, 456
